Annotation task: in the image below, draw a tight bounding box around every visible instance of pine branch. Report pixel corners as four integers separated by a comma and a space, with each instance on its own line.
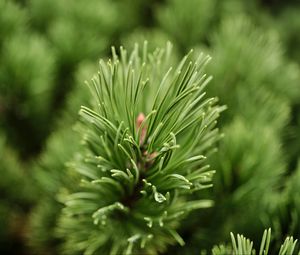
212, 229, 299, 255
56, 42, 224, 255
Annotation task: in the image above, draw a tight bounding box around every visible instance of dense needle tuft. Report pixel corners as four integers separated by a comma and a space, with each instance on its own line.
57, 42, 224, 255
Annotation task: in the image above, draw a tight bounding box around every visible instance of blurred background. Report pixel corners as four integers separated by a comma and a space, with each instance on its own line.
0, 0, 300, 254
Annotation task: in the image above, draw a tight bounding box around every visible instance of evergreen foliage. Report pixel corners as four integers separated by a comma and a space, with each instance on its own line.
28, 62, 95, 254
0, 134, 36, 254
56, 43, 223, 255
212, 229, 299, 255
157, 0, 216, 50
1, 0, 300, 254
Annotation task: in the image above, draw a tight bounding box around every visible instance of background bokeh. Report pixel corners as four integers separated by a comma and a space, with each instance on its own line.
0, 0, 300, 254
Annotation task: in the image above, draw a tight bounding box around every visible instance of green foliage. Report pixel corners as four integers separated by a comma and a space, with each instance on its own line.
206, 119, 284, 238
122, 29, 177, 55
163, 15, 300, 255
0, 0, 27, 42
56, 43, 223, 255
212, 229, 299, 255
28, 113, 81, 253
208, 16, 299, 120
204, 16, 300, 243
0, 134, 36, 254
0, 135, 36, 207
271, 161, 300, 241
47, 0, 118, 64
276, 6, 300, 62
0, 0, 128, 157
212, 118, 283, 204
28, 62, 96, 253
1, 0, 300, 254
157, 0, 216, 51
0, 33, 55, 157
0, 34, 54, 104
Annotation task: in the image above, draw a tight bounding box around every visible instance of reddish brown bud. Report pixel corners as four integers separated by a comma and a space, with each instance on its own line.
136, 113, 145, 128
136, 113, 147, 145
143, 151, 157, 161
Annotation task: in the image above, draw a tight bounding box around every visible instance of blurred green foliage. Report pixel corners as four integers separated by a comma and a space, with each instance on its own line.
0, 0, 300, 254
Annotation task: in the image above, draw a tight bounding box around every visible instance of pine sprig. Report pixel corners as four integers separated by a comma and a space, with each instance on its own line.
212, 229, 299, 255
57, 42, 224, 255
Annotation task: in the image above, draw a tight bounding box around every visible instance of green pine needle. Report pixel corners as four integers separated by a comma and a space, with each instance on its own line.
212, 228, 299, 255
